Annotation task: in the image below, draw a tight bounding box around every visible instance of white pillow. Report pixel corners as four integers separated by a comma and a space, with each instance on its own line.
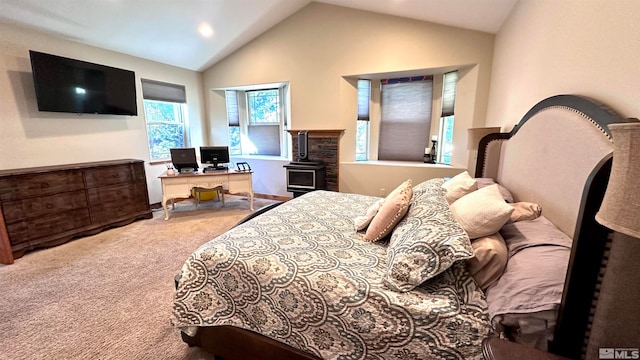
450, 184, 514, 239
354, 198, 384, 231
442, 171, 478, 204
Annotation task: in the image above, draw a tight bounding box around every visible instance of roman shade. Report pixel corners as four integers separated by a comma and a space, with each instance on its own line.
378, 76, 433, 161
357, 79, 371, 121
141, 79, 186, 103
225, 90, 240, 127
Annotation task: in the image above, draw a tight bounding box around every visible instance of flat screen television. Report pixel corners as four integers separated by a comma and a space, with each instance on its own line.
200, 146, 230, 169
29, 50, 138, 116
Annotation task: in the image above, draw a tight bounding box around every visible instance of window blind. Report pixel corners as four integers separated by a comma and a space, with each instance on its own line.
357, 79, 371, 121
378, 78, 433, 161
225, 90, 240, 127
441, 71, 458, 117
248, 125, 280, 156
141, 79, 186, 103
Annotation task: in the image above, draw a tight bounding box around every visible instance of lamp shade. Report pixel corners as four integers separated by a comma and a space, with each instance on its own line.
595, 122, 640, 238
468, 127, 501, 150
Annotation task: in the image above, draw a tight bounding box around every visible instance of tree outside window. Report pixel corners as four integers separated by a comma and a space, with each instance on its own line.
144, 100, 187, 160
248, 90, 280, 124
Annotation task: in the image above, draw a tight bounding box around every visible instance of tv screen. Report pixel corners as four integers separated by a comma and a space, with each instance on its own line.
29, 50, 138, 116
200, 146, 230, 168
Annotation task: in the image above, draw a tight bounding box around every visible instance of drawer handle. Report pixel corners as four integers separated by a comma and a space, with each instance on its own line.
112, 173, 120, 178
116, 191, 122, 196
41, 182, 50, 188
45, 203, 55, 209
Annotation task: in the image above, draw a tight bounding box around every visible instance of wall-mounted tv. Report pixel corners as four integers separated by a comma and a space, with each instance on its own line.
29, 50, 138, 116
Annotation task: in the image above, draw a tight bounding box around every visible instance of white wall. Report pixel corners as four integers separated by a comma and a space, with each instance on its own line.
486, 0, 640, 128
202, 3, 495, 197
0, 24, 205, 204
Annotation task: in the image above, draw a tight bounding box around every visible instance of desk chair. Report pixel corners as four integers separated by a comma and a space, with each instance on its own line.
193, 186, 225, 209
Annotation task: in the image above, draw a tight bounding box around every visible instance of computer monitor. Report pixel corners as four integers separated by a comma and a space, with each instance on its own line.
200, 146, 230, 170
170, 148, 199, 173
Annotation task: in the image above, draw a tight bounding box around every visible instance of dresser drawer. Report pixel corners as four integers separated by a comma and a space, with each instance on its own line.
86, 182, 146, 205
1, 190, 88, 223
6, 208, 91, 245
0, 170, 85, 202
87, 182, 148, 223
84, 164, 142, 188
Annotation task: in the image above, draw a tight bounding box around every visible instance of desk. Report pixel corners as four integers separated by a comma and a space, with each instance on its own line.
159, 170, 253, 220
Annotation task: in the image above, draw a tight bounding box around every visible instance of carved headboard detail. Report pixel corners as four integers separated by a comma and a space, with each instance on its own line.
475, 94, 628, 359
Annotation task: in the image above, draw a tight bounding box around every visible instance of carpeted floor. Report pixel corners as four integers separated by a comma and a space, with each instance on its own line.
0, 195, 279, 360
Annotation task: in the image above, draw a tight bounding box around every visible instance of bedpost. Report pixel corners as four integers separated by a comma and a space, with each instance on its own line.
551, 157, 612, 359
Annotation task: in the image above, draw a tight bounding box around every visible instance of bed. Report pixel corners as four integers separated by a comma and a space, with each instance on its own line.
172, 95, 627, 360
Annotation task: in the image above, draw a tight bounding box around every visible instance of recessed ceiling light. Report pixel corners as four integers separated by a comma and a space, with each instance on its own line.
198, 23, 214, 38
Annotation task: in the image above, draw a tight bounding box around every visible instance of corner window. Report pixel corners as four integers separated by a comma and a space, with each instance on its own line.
438, 71, 458, 164
356, 79, 370, 161
141, 79, 188, 161
353, 70, 458, 165
226, 85, 288, 157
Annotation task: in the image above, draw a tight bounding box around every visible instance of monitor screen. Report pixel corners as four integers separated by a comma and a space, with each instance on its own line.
170, 148, 198, 172
200, 146, 230, 168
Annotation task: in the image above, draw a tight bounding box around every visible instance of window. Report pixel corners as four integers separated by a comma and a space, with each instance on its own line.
438, 71, 458, 164
226, 90, 241, 155
226, 85, 287, 157
354, 71, 458, 164
356, 79, 370, 161
379, 76, 433, 162
141, 79, 188, 161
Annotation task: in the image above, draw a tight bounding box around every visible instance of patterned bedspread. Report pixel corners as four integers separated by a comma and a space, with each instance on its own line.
172, 190, 491, 359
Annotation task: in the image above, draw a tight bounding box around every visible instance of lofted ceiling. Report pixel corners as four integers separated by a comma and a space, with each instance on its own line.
0, 0, 518, 72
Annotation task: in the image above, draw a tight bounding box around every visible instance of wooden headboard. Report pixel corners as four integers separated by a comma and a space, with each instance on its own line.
476, 95, 628, 359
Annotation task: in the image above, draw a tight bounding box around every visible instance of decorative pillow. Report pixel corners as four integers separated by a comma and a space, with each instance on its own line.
364, 180, 412, 242
509, 202, 542, 223
383, 178, 474, 292
475, 177, 515, 203
354, 198, 384, 231
411, 178, 447, 200
450, 184, 514, 239
442, 171, 477, 204
466, 232, 508, 290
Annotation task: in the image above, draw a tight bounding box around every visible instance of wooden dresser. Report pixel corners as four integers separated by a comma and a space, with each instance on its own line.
0, 159, 152, 264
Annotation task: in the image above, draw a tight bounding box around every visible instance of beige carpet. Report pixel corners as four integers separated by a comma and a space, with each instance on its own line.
0, 195, 279, 360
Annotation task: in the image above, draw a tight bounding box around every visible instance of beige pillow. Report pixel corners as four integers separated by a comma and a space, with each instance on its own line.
466, 232, 508, 290
364, 180, 412, 242
510, 202, 542, 222
354, 198, 385, 231
442, 171, 478, 204
450, 184, 514, 239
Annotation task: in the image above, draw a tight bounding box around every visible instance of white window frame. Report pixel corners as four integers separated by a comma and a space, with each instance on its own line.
354, 70, 457, 164
142, 78, 190, 162
226, 83, 288, 157
356, 79, 371, 161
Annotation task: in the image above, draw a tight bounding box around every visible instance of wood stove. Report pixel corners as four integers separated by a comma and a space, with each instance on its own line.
284, 161, 326, 197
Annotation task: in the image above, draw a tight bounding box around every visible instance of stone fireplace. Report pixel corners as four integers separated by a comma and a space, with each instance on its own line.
286, 129, 344, 194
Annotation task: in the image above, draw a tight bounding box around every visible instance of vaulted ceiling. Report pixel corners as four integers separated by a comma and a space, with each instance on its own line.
0, 0, 518, 71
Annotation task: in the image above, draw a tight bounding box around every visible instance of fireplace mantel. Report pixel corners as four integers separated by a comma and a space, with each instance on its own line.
286, 129, 344, 138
